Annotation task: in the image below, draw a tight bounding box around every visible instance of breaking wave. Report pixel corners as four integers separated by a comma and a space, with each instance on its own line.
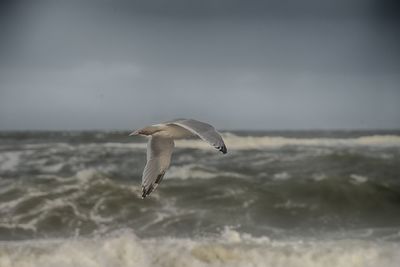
166, 164, 247, 180
176, 134, 400, 150
0, 228, 399, 267
2, 134, 399, 156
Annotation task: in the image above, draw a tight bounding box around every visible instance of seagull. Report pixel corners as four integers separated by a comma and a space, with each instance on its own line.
129, 119, 227, 198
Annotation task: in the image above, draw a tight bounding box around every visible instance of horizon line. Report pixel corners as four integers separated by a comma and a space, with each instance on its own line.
1, 128, 400, 132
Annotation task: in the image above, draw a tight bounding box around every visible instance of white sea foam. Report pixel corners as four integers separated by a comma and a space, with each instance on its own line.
274, 200, 309, 209
102, 142, 147, 149
166, 164, 246, 180
89, 197, 114, 224
23, 143, 74, 150
40, 163, 64, 173
312, 173, 328, 181
0, 151, 23, 171
166, 164, 217, 179
0, 229, 399, 267
75, 168, 100, 183
350, 174, 369, 184
273, 172, 291, 181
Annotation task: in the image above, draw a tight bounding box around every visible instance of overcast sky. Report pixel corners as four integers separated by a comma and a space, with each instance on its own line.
0, 0, 399, 130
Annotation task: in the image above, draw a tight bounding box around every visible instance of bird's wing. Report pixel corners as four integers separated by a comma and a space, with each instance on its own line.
141, 136, 174, 198
166, 119, 227, 154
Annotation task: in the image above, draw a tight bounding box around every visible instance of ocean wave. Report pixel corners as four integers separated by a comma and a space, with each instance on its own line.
272, 172, 291, 181
0, 229, 399, 267
166, 164, 247, 180
312, 173, 328, 181
0, 169, 142, 237
15, 142, 145, 152
349, 174, 369, 184
175, 134, 400, 150
0, 151, 23, 171
2, 165, 400, 239
12, 134, 400, 154
102, 142, 146, 149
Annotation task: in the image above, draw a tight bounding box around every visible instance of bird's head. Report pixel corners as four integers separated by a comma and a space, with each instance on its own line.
129, 126, 161, 136
129, 129, 143, 136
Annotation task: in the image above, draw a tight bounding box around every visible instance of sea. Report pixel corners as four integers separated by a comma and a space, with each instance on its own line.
0, 130, 400, 267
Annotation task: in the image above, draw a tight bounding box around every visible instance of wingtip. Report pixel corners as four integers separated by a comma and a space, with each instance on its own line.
141, 183, 157, 199
141, 186, 150, 199
218, 145, 227, 154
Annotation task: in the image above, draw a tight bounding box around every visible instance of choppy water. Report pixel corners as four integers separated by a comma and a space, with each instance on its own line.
1, 130, 400, 267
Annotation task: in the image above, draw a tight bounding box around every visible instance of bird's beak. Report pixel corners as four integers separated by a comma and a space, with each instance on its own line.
129, 130, 140, 136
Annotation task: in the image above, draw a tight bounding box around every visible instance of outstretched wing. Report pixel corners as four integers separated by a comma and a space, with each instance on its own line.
167, 119, 227, 154
141, 136, 174, 198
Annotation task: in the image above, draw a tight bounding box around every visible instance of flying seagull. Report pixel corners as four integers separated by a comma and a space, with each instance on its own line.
129, 119, 227, 198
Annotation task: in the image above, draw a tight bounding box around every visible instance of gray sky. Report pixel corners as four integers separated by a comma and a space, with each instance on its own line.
0, 0, 399, 130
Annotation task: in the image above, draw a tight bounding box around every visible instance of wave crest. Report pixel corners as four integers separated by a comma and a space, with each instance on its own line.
0, 229, 399, 267
175, 134, 400, 150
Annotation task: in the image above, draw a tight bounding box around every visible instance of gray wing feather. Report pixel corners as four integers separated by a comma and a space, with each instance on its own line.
167, 119, 227, 154
141, 136, 174, 198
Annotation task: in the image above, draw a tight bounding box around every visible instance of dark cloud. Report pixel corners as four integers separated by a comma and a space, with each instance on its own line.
375, 0, 400, 21
92, 0, 376, 19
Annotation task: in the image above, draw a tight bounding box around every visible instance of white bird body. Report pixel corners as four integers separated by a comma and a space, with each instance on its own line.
130, 119, 227, 198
